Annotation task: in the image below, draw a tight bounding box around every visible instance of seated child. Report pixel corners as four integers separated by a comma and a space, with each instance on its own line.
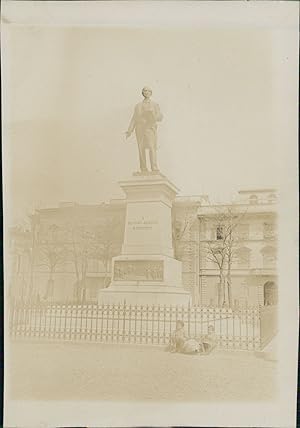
202, 325, 217, 354
169, 321, 202, 354
169, 320, 186, 353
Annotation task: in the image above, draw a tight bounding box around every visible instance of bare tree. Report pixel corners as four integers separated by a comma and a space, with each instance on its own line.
67, 217, 123, 301
68, 224, 95, 302
172, 208, 195, 260
27, 213, 40, 299
205, 235, 227, 307
203, 206, 247, 307
8, 226, 31, 301
93, 217, 122, 287
38, 242, 68, 300
172, 207, 200, 304
14, 213, 41, 301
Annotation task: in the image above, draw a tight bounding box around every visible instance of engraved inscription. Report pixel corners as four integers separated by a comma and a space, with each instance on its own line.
114, 260, 164, 281
128, 217, 158, 231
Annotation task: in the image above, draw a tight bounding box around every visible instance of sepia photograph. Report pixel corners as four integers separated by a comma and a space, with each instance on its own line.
2, 1, 299, 427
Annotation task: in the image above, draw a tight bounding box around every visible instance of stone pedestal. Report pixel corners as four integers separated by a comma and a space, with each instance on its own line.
99, 173, 191, 305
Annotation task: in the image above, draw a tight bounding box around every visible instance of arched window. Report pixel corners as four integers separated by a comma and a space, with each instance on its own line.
237, 247, 251, 268
237, 224, 250, 240
174, 220, 182, 239
249, 194, 258, 205
261, 246, 276, 268
263, 281, 277, 305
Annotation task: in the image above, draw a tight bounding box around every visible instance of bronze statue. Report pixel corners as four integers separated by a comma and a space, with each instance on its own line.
126, 87, 163, 174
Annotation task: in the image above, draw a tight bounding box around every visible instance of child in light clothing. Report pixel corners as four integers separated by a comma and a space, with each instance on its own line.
202, 325, 217, 354
170, 320, 186, 352
169, 321, 202, 354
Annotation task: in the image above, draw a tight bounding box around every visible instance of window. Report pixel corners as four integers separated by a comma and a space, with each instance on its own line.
249, 195, 258, 205
261, 246, 276, 268
263, 281, 277, 305
174, 220, 182, 239
237, 224, 249, 240
263, 222, 275, 240
216, 226, 224, 240
237, 247, 251, 268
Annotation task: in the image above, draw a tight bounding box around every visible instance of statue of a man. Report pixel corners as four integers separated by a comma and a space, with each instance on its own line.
126, 87, 163, 174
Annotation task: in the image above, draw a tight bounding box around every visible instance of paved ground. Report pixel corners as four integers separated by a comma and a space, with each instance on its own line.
6, 340, 277, 402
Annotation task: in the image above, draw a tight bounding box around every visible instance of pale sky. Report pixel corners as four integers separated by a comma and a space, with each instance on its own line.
3, 24, 283, 224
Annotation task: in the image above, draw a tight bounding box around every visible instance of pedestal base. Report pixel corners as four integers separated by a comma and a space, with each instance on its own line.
99, 285, 191, 306
98, 254, 191, 306
98, 173, 192, 306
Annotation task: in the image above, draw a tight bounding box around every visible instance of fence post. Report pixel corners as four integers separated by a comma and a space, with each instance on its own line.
188, 302, 191, 337
151, 304, 155, 345
100, 302, 104, 342
122, 301, 126, 343
259, 305, 264, 350
134, 304, 137, 344
146, 304, 149, 344
112, 303, 115, 343
163, 304, 166, 344
129, 304, 132, 344
107, 303, 110, 342
169, 305, 173, 344
158, 304, 160, 345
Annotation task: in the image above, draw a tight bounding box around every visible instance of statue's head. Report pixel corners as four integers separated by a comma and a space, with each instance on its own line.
142, 86, 152, 99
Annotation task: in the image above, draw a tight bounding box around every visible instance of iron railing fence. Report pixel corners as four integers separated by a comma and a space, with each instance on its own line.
8, 302, 277, 351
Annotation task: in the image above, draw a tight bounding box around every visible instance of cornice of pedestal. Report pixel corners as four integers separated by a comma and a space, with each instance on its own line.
119, 171, 180, 196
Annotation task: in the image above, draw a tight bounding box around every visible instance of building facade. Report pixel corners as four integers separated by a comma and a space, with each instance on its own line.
7, 189, 277, 307
196, 189, 278, 307
7, 200, 126, 303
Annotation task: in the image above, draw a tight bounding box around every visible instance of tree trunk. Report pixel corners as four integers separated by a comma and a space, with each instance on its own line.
44, 271, 54, 300
29, 249, 35, 301
103, 259, 110, 288
217, 275, 222, 306
227, 272, 233, 308
81, 278, 86, 303
29, 223, 37, 300
81, 258, 88, 303
226, 251, 233, 308
219, 271, 226, 307
173, 242, 178, 260
222, 275, 226, 306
